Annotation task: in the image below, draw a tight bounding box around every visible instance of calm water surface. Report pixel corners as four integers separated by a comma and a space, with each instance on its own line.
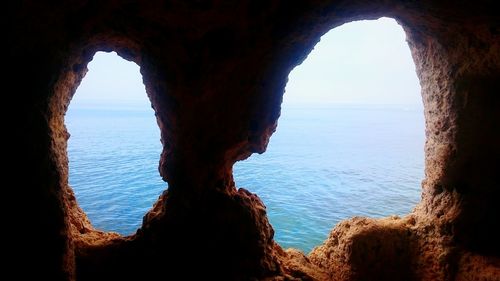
67, 104, 424, 253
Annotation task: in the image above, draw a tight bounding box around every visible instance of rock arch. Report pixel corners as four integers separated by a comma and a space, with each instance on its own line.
10, 1, 499, 280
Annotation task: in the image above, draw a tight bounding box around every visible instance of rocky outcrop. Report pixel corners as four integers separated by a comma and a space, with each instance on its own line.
9, 1, 499, 280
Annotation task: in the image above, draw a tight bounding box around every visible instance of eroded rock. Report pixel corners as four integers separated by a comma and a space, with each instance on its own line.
9, 0, 499, 280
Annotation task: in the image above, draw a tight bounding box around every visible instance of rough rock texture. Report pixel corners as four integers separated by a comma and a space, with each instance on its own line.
9, 1, 499, 280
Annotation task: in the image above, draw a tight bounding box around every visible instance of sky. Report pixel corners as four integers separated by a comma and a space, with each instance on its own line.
70, 17, 421, 110
284, 17, 421, 106
69, 52, 149, 110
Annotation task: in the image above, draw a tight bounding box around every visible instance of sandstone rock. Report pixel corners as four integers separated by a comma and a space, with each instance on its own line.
9, 1, 499, 280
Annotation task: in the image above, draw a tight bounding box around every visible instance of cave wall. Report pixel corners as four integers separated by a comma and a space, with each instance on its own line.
9, 1, 499, 280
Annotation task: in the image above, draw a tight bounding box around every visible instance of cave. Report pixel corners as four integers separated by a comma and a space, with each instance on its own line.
10, 1, 499, 280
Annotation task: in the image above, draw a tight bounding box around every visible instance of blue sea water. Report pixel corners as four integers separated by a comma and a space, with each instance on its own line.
66, 104, 424, 253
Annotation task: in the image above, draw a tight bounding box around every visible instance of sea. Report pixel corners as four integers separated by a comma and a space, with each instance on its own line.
66, 104, 424, 253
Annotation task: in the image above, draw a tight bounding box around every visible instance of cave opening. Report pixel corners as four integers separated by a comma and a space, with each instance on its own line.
234, 17, 424, 253
65, 51, 165, 236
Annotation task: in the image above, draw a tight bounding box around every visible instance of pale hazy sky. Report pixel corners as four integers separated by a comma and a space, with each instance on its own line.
70, 51, 149, 110
284, 17, 421, 106
70, 17, 421, 110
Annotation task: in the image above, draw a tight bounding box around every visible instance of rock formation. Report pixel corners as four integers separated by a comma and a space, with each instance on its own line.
10, 1, 499, 280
